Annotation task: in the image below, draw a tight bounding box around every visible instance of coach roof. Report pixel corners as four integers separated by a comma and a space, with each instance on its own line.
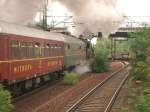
0, 21, 64, 42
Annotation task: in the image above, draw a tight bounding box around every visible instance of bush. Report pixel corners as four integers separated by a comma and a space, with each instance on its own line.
63, 72, 80, 85
90, 38, 109, 73
0, 84, 14, 112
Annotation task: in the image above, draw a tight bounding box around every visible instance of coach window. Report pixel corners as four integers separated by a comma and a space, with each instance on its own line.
41, 44, 45, 57
45, 44, 49, 57
28, 42, 34, 58
60, 45, 63, 55
49, 45, 52, 57
4, 39, 8, 60
0, 39, 3, 60
58, 45, 61, 56
51, 45, 55, 56
56, 45, 59, 56
79, 45, 82, 49
68, 44, 70, 49
53, 45, 56, 56
53, 45, 55, 56
0, 40, 2, 60
11, 40, 19, 60
55, 45, 58, 56
21, 42, 27, 59
61, 45, 63, 55
57, 45, 60, 56
35, 43, 40, 58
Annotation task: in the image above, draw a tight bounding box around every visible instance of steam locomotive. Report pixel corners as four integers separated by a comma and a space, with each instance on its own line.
0, 21, 92, 94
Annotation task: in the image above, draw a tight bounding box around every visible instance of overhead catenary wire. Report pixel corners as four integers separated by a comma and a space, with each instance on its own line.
106, 0, 150, 27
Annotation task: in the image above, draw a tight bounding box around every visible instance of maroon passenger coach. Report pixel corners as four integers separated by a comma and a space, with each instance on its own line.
0, 32, 64, 86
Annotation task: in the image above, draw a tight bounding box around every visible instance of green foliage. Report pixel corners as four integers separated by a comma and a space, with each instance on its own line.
0, 84, 14, 112
63, 72, 80, 85
133, 94, 150, 112
90, 38, 110, 73
115, 40, 130, 53
132, 87, 150, 112
129, 27, 150, 81
127, 27, 150, 111
143, 87, 150, 95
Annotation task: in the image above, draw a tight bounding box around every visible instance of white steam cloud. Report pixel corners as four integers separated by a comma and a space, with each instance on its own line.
0, 0, 124, 36
56, 0, 124, 36
73, 61, 91, 75
0, 0, 44, 24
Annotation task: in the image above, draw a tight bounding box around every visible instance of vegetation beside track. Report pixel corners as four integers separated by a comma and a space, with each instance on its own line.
115, 40, 130, 53
121, 27, 150, 112
90, 38, 110, 73
0, 84, 14, 112
63, 72, 80, 85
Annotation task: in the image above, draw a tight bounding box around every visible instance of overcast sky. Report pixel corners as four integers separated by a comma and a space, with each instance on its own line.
118, 0, 150, 22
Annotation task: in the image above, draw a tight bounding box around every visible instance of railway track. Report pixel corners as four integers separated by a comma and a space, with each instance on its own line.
65, 63, 129, 112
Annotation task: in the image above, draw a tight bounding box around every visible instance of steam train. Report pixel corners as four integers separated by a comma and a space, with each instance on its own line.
0, 21, 91, 94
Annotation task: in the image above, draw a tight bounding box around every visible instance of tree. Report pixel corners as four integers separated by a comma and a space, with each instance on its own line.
129, 27, 150, 81
90, 38, 110, 73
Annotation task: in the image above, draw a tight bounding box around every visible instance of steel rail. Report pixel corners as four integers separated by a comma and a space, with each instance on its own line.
104, 71, 129, 112
66, 64, 129, 112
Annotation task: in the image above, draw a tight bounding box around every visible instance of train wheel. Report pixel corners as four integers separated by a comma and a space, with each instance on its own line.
43, 75, 50, 83
35, 77, 41, 87
49, 73, 57, 81
32, 78, 36, 88
39, 76, 45, 85
57, 71, 63, 78
11, 82, 25, 97
25, 79, 33, 90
